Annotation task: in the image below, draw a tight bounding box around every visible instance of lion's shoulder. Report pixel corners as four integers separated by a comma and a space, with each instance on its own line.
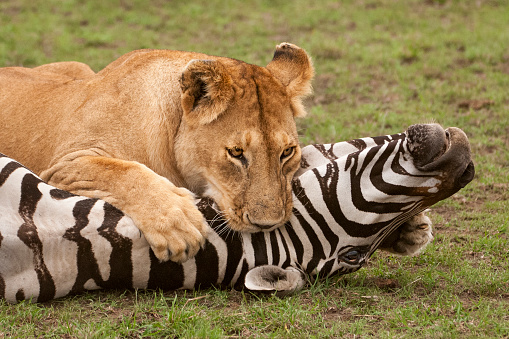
33, 61, 96, 80
96, 49, 216, 78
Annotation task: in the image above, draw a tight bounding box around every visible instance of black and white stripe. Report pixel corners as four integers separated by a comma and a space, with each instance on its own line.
0, 126, 473, 303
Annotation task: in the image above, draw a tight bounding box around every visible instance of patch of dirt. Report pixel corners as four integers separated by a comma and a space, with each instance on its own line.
423, 68, 448, 80
322, 305, 355, 321
346, 21, 357, 31
497, 54, 509, 74
314, 48, 343, 61
475, 182, 509, 200
313, 73, 336, 91
452, 57, 474, 68
372, 278, 401, 290
312, 73, 343, 105
424, 0, 447, 6
364, 1, 381, 10
2, 5, 21, 17
457, 99, 494, 110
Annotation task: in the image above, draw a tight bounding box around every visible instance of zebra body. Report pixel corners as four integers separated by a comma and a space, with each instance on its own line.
0, 124, 474, 303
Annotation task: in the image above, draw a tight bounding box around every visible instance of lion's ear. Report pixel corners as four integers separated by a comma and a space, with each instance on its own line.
180, 59, 234, 125
266, 43, 314, 117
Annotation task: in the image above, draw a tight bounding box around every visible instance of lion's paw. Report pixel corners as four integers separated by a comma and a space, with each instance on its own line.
380, 211, 433, 256
136, 186, 209, 263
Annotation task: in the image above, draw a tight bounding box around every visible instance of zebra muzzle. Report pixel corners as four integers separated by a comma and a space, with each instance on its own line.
411, 126, 474, 188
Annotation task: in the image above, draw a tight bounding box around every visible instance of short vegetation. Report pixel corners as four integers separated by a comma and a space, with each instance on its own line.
0, 0, 508, 337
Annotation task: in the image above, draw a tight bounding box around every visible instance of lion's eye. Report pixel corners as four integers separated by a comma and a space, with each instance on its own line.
228, 147, 244, 158
281, 147, 294, 160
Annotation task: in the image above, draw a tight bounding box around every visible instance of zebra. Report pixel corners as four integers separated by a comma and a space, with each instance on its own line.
0, 124, 475, 303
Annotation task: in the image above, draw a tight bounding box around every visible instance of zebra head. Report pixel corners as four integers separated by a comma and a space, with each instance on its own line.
245, 124, 474, 294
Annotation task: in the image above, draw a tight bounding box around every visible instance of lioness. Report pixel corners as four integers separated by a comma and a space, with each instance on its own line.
0, 43, 314, 262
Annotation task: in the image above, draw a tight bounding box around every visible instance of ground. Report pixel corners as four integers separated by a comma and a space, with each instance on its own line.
0, 0, 508, 337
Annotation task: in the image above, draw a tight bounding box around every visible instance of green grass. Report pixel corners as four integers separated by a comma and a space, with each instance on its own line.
1, 0, 508, 337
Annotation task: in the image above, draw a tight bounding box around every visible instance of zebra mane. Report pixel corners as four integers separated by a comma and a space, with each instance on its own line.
0, 127, 473, 303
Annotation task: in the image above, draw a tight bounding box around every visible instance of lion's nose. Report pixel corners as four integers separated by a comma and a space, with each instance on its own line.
245, 213, 279, 231
254, 223, 275, 230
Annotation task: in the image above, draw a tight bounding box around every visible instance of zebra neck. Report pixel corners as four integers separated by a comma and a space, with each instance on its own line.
202, 199, 334, 283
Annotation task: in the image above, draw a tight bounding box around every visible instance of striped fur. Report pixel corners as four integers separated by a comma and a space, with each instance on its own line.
0, 125, 474, 302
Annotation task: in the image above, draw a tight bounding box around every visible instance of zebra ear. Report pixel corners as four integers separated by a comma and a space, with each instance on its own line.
244, 265, 306, 296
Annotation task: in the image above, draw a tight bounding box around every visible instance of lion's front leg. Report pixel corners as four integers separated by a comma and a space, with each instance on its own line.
379, 211, 434, 256
40, 153, 209, 262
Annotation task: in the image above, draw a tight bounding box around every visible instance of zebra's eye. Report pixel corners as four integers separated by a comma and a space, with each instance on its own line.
280, 147, 295, 160
228, 147, 244, 158
340, 250, 361, 265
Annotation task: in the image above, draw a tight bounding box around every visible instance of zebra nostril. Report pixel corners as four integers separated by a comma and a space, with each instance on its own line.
457, 161, 475, 188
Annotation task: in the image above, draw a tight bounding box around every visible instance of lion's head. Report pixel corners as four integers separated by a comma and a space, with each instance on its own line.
175, 43, 314, 232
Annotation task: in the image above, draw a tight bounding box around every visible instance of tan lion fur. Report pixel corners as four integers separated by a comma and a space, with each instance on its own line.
0, 43, 314, 262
